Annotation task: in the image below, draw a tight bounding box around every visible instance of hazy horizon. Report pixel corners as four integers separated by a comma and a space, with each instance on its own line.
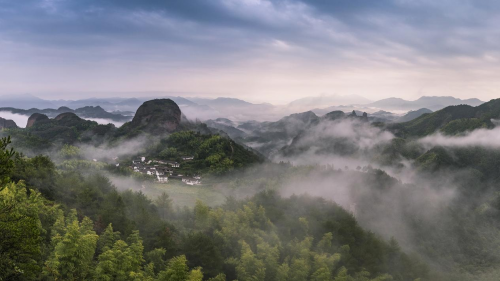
0, 92, 489, 106
1, 0, 499, 103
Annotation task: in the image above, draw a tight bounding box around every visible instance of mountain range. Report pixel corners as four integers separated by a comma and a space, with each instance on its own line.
0, 94, 485, 122
287, 94, 372, 110
367, 96, 484, 111
0, 106, 131, 123
4, 96, 500, 280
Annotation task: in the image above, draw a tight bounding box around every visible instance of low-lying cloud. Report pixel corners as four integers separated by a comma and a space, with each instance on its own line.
83, 118, 126, 127
419, 125, 500, 149
79, 135, 156, 161
275, 118, 394, 164
0, 111, 29, 128
0, 112, 126, 128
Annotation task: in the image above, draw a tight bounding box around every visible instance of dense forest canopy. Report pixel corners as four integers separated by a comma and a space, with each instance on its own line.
3, 99, 500, 280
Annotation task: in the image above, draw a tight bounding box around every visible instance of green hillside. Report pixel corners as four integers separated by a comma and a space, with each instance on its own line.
0, 137, 430, 280
146, 131, 264, 175
389, 99, 500, 137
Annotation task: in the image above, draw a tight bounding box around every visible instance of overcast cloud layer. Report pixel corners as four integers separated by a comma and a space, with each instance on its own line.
1, 0, 499, 102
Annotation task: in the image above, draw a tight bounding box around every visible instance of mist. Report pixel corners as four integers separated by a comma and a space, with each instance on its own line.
77, 135, 157, 162
83, 118, 126, 127
0, 111, 127, 128
229, 116, 489, 271
420, 125, 500, 149
0, 111, 29, 128
274, 118, 395, 165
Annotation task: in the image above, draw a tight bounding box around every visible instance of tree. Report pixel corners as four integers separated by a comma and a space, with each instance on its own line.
275, 262, 290, 281
235, 241, 266, 281
0, 182, 42, 280
187, 267, 203, 281
0, 136, 15, 188
208, 273, 226, 281
145, 248, 167, 275
256, 241, 280, 281
311, 253, 341, 281
160, 147, 178, 159
158, 255, 189, 281
155, 192, 173, 220
183, 232, 223, 278
289, 257, 311, 281
97, 223, 121, 255
334, 267, 351, 281
59, 144, 81, 159
44, 214, 98, 280
194, 200, 210, 229
95, 231, 145, 280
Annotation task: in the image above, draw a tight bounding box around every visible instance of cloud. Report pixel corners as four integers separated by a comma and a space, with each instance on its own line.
0, 112, 126, 128
419, 125, 500, 149
83, 118, 125, 127
78, 135, 156, 161
1, 0, 500, 101
275, 118, 394, 165
0, 112, 29, 128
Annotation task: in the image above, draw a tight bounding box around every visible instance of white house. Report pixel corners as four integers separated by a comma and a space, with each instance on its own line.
182, 156, 194, 161
157, 175, 169, 183
166, 161, 180, 168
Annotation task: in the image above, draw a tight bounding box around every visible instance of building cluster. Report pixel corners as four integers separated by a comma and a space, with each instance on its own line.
131, 157, 201, 185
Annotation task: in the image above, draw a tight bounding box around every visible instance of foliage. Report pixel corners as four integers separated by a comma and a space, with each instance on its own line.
0, 182, 43, 280
6, 129, 500, 281
389, 98, 500, 138
59, 144, 81, 159
0, 136, 16, 188
149, 131, 263, 175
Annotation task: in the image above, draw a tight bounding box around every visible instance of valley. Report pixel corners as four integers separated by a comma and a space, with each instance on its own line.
3, 96, 500, 280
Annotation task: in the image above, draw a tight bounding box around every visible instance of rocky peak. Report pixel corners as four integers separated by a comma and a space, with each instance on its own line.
26, 113, 49, 128
0, 117, 18, 129
129, 99, 182, 134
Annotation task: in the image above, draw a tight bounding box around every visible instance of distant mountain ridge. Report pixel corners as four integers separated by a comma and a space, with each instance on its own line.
368, 96, 484, 111
389, 98, 500, 137
0, 94, 488, 123
288, 94, 372, 110
0, 94, 56, 109
396, 108, 433, 123
0, 106, 131, 122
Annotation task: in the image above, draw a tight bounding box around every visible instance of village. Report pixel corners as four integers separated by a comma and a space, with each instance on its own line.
130, 156, 202, 185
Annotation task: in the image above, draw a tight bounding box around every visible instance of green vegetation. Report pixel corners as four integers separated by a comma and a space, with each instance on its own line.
148, 131, 263, 175
147, 182, 226, 208
389, 98, 500, 138
4, 98, 500, 280
0, 136, 433, 280
0, 116, 114, 153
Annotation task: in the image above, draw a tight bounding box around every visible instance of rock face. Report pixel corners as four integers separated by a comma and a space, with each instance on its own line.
0, 117, 18, 129
129, 99, 181, 134
26, 113, 49, 128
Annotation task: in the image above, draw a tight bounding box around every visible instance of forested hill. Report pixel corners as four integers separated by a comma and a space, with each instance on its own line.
388, 98, 500, 137
0, 136, 431, 280
0, 98, 263, 173
0, 105, 131, 122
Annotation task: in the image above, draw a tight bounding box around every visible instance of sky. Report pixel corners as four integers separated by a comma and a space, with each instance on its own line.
0, 0, 499, 104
